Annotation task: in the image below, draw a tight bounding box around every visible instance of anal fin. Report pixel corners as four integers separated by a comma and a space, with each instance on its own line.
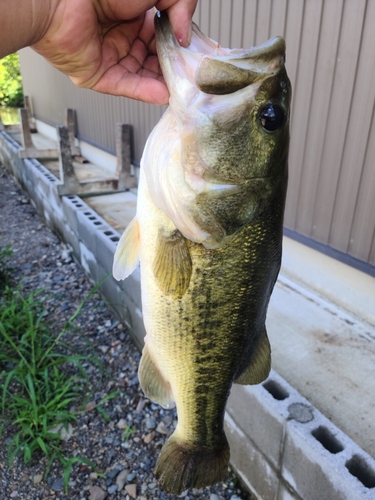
153, 229, 192, 298
138, 344, 173, 408
235, 328, 271, 385
113, 217, 140, 280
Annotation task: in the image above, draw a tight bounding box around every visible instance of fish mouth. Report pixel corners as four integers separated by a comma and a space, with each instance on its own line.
155, 11, 286, 96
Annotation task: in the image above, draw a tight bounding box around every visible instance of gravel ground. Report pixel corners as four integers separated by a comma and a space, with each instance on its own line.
0, 163, 253, 500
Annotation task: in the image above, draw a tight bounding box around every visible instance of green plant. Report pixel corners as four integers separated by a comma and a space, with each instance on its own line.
0, 288, 98, 491
0, 242, 13, 292
0, 53, 23, 108
122, 424, 136, 442
88, 390, 121, 422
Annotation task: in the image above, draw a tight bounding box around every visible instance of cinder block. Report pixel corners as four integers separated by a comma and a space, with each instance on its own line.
224, 412, 279, 500
227, 382, 287, 470
79, 241, 99, 283
99, 275, 127, 315
77, 209, 114, 256
61, 195, 87, 234
282, 419, 364, 500
77, 210, 102, 254
61, 222, 81, 261
120, 292, 145, 351
277, 482, 302, 500
95, 227, 121, 273
117, 266, 142, 310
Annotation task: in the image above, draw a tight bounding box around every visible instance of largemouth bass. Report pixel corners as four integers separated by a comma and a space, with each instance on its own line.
113, 11, 291, 494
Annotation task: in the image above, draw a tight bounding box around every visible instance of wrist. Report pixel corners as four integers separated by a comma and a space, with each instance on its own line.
0, 0, 61, 58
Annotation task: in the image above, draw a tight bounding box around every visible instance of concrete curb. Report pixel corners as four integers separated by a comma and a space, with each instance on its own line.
1, 130, 374, 500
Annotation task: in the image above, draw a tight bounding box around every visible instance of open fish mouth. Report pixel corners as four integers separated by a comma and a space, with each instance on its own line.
155, 10, 286, 97
143, 11, 291, 247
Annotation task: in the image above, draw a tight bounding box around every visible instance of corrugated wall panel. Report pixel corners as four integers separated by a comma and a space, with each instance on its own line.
294, 0, 344, 237
285, 0, 324, 229
311, 0, 367, 245
347, 105, 375, 262
328, 0, 375, 253
17, 0, 375, 270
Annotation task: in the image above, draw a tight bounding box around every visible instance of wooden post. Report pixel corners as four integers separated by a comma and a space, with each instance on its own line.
19, 108, 34, 148
57, 125, 81, 195
18, 108, 59, 159
116, 123, 137, 190
24, 95, 37, 133
65, 109, 82, 157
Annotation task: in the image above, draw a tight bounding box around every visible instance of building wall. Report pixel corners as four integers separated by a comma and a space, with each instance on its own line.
18, 0, 375, 272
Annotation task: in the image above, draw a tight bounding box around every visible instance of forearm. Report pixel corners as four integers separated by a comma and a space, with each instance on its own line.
0, 0, 59, 58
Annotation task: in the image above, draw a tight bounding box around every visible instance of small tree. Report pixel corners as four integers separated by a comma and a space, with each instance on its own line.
0, 53, 24, 108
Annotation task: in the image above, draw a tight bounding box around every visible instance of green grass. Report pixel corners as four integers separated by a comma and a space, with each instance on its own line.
122, 424, 136, 442
0, 250, 113, 492
0, 241, 13, 291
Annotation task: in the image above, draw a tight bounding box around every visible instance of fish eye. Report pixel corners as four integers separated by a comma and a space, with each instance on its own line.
259, 104, 285, 132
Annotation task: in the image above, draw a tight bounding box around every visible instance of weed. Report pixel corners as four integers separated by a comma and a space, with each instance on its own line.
122, 424, 136, 442
0, 286, 101, 492
0, 241, 12, 291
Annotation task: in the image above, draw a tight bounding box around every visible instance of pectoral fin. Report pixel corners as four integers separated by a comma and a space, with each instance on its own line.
138, 344, 174, 408
153, 229, 192, 298
235, 328, 271, 385
112, 217, 140, 280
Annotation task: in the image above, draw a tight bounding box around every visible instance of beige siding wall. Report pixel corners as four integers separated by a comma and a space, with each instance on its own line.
18, 0, 375, 270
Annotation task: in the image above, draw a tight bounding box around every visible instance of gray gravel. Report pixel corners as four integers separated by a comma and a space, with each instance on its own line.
0, 163, 254, 500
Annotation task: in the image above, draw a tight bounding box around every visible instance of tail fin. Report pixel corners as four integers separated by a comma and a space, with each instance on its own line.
155, 433, 230, 494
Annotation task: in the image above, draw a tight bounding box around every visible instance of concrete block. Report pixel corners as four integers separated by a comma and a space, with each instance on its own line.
61, 195, 87, 234
277, 482, 302, 500
117, 266, 142, 310
90, 267, 146, 350
120, 292, 145, 351
95, 227, 121, 273
224, 412, 279, 500
79, 241, 98, 283
227, 382, 287, 470
76, 208, 114, 256
61, 222, 81, 261
282, 419, 365, 500
98, 274, 125, 314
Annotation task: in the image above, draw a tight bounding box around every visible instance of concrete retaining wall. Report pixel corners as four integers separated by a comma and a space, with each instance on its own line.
1, 130, 374, 500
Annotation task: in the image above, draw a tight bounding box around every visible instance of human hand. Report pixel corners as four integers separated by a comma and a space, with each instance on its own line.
31, 0, 198, 104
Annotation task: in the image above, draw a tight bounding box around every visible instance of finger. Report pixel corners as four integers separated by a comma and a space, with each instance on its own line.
165, 0, 198, 47
88, 65, 169, 104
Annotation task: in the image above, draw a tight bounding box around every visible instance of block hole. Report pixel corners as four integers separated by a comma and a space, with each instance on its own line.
88, 217, 96, 221
110, 236, 119, 242
94, 221, 102, 226
67, 196, 75, 199
104, 231, 114, 236
346, 455, 375, 488
76, 204, 83, 208
311, 426, 344, 454
262, 380, 289, 400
